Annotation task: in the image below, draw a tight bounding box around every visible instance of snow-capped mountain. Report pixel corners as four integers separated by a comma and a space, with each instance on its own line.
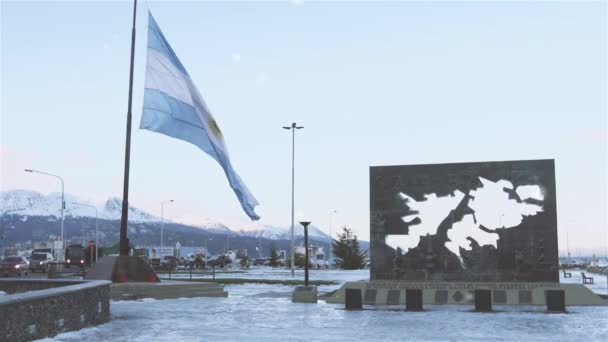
1, 190, 159, 223
1, 190, 330, 241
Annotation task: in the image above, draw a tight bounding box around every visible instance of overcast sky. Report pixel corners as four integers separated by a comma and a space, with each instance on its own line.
1, 1, 606, 254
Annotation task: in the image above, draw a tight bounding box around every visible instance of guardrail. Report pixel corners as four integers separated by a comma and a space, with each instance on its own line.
161, 264, 216, 280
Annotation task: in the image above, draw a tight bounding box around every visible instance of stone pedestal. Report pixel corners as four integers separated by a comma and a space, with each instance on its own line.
345, 288, 363, 310
474, 289, 492, 312
112, 256, 159, 283
292, 285, 318, 303
85, 256, 159, 283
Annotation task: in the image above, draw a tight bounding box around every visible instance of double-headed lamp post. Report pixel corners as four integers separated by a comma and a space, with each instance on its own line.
160, 200, 174, 257
328, 210, 338, 265
73, 202, 99, 262
25, 169, 65, 261
283, 122, 304, 277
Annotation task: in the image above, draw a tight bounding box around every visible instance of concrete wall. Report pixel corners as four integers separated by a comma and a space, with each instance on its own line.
0, 279, 111, 341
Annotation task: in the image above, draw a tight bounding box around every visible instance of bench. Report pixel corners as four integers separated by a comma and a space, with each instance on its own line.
562, 269, 571, 278
582, 272, 594, 284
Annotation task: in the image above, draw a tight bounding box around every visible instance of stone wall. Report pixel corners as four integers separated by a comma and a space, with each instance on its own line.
0, 279, 75, 294
0, 279, 111, 341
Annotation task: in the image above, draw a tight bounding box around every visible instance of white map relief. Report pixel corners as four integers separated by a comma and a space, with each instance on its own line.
386, 177, 545, 257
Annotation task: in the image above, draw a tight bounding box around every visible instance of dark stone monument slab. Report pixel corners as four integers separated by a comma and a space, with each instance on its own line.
474, 289, 492, 312
364, 289, 377, 305
493, 290, 507, 304
406, 289, 423, 311
518, 290, 532, 304
370, 159, 558, 283
546, 290, 566, 313
345, 288, 363, 310
386, 290, 401, 305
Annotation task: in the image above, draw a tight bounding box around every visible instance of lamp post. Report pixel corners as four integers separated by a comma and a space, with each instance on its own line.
160, 200, 174, 258
73, 202, 99, 263
283, 122, 304, 277
25, 169, 65, 261
328, 210, 337, 266
300, 221, 311, 286
204, 237, 213, 259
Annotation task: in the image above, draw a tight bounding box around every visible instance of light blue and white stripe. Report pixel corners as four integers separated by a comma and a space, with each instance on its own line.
140, 11, 260, 220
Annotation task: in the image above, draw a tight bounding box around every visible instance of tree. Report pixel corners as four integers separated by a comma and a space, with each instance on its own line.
269, 243, 279, 267
286, 253, 307, 268
332, 226, 367, 270
240, 255, 249, 269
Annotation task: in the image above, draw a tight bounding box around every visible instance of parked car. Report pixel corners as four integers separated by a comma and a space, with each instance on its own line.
65, 245, 85, 268
252, 258, 266, 266
149, 258, 161, 269
1, 256, 29, 277
29, 253, 54, 272
161, 256, 178, 270
209, 255, 233, 268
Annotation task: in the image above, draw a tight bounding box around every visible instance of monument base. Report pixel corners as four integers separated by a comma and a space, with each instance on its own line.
325, 281, 608, 306
292, 285, 318, 303
112, 256, 160, 283
85, 256, 159, 283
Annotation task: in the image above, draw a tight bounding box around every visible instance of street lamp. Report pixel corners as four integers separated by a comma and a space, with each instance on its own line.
283, 122, 304, 277
73, 202, 99, 263
25, 169, 65, 261
328, 210, 338, 266
160, 200, 174, 258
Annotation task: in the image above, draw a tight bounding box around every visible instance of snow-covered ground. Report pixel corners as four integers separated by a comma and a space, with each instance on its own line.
42, 269, 608, 342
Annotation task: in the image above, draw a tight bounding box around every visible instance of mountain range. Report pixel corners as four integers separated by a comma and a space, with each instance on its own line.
1, 190, 368, 256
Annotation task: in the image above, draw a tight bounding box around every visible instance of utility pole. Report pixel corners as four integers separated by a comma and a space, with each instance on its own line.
160, 200, 174, 258
328, 210, 337, 266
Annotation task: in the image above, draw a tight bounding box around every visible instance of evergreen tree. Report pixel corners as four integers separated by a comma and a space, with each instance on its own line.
240, 255, 249, 269
269, 243, 279, 267
332, 226, 367, 269
286, 253, 307, 267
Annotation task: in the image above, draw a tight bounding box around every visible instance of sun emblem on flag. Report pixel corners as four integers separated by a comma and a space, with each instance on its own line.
207, 115, 223, 138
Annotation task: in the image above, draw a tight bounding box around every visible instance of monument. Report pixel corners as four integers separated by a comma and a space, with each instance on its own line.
370, 159, 558, 282
327, 159, 608, 307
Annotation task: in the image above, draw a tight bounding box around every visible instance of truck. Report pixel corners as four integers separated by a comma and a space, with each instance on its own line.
65, 244, 85, 268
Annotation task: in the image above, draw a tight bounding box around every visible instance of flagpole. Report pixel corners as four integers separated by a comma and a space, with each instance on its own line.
119, 0, 138, 257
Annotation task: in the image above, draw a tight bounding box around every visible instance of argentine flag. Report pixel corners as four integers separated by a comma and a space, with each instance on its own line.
140, 12, 260, 220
